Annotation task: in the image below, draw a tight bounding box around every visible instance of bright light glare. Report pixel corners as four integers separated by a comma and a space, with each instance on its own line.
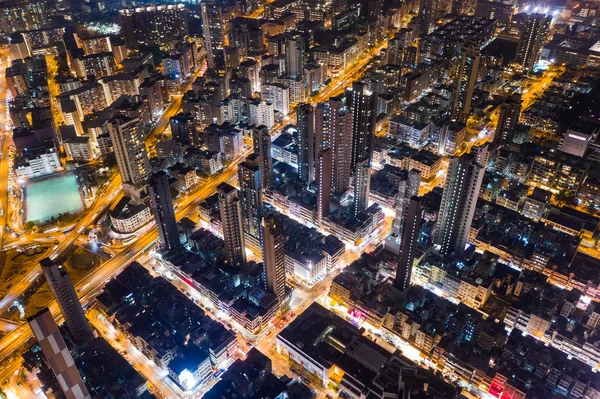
179, 369, 197, 390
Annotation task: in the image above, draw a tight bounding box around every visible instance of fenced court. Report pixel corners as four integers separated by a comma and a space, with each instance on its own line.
25, 173, 84, 223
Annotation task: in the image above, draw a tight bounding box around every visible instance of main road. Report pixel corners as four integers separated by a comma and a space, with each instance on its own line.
0, 49, 12, 251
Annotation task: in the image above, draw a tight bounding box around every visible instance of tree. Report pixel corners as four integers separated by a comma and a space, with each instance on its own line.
67, 250, 97, 269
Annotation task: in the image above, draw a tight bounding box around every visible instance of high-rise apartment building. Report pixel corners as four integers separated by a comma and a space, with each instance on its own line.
494, 93, 522, 146
316, 148, 332, 223
218, 183, 246, 266
238, 154, 263, 248
107, 117, 150, 201
317, 97, 352, 195
228, 17, 264, 59
149, 171, 180, 252
170, 112, 198, 147
296, 103, 315, 184
119, 5, 188, 50
387, 29, 414, 66
262, 214, 286, 299
418, 0, 440, 35
388, 170, 421, 254
40, 258, 94, 345
285, 34, 305, 79
395, 197, 422, 291
515, 13, 551, 72
435, 147, 487, 256
200, 0, 224, 69
353, 159, 371, 217
450, 44, 481, 124
253, 125, 274, 189
28, 309, 91, 399
347, 82, 377, 171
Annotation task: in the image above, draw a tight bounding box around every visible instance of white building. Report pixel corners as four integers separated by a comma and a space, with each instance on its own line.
284, 251, 327, 287
279, 76, 305, 104
249, 100, 275, 129
389, 116, 432, 149
110, 197, 153, 234
16, 148, 61, 178
261, 83, 289, 116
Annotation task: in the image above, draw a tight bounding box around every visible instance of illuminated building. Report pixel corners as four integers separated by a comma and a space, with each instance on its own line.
395, 197, 421, 291
149, 171, 181, 252
249, 99, 275, 129
263, 214, 287, 299
27, 309, 91, 399
238, 154, 264, 252
107, 117, 150, 201
253, 125, 274, 189
316, 97, 352, 195
347, 82, 377, 171
515, 13, 551, 72
170, 112, 197, 146
218, 183, 246, 266
494, 93, 522, 146
296, 103, 315, 183
316, 148, 332, 223
387, 169, 420, 255
0, 0, 49, 34
353, 159, 371, 217
450, 44, 481, 124
435, 147, 488, 256
40, 258, 94, 344
200, 0, 224, 69
261, 83, 290, 116
119, 4, 188, 50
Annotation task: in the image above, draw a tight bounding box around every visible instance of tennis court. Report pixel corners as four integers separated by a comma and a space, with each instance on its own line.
25, 173, 83, 222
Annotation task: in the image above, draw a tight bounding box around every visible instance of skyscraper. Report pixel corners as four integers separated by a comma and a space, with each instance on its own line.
353, 159, 371, 217
28, 309, 91, 399
40, 258, 94, 344
387, 29, 414, 66
262, 214, 286, 299
238, 154, 263, 249
347, 82, 377, 171
315, 102, 330, 151
218, 183, 246, 266
107, 117, 150, 201
285, 34, 304, 79
387, 169, 421, 254
435, 147, 487, 256
319, 97, 352, 195
296, 103, 315, 184
253, 125, 274, 189
418, 0, 440, 35
515, 13, 551, 72
200, 0, 224, 70
316, 148, 332, 223
450, 44, 481, 124
494, 93, 522, 146
395, 197, 422, 291
149, 171, 180, 252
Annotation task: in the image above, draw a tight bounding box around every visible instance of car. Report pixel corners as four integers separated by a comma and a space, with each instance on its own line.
6, 283, 13, 289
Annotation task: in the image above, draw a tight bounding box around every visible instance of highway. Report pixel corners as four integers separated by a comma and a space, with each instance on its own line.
0, 49, 11, 251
